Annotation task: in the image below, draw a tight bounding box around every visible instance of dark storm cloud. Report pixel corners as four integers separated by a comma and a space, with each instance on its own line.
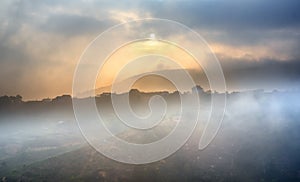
40, 14, 116, 37
139, 0, 300, 52
140, 0, 300, 30
2, 1, 120, 38
221, 58, 300, 91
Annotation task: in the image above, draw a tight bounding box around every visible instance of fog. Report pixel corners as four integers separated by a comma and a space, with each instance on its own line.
0, 90, 299, 181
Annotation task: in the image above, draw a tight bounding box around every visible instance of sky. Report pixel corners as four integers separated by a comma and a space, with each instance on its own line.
0, 0, 300, 100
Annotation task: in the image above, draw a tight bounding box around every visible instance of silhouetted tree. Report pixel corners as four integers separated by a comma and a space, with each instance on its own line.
0, 95, 22, 106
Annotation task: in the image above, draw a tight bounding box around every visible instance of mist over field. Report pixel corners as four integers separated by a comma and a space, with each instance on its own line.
0, 90, 300, 181
1, 0, 300, 181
